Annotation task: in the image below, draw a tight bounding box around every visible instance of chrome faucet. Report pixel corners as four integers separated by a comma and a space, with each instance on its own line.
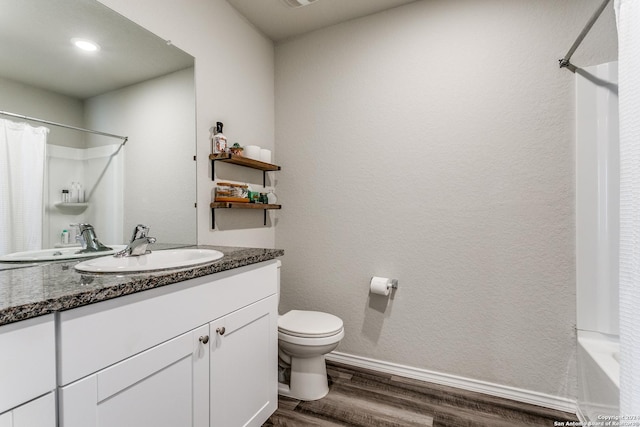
76, 224, 113, 253
114, 224, 156, 257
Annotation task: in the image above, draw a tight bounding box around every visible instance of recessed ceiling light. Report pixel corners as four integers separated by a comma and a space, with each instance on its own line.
71, 38, 100, 52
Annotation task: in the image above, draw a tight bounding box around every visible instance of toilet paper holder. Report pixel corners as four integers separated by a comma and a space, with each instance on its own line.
369, 276, 399, 296
370, 277, 398, 288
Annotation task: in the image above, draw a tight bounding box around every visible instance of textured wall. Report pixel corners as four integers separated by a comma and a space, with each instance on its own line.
275, 0, 617, 398
99, 0, 276, 248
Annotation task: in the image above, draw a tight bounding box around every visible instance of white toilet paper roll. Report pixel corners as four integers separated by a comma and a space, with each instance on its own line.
370, 277, 391, 296
259, 148, 272, 163
244, 145, 261, 160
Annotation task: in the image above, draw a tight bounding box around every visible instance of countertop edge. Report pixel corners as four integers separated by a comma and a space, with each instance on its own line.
0, 246, 284, 327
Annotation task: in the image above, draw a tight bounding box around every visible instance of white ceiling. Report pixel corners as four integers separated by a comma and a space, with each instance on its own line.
0, 0, 193, 100
1, 0, 416, 100
227, 0, 419, 42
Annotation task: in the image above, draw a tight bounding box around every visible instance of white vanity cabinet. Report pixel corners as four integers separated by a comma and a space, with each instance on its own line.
0, 315, 56, 427
57, 260, 278, 427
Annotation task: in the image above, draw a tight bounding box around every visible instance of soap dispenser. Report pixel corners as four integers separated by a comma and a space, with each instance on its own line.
212, 122, 227, 154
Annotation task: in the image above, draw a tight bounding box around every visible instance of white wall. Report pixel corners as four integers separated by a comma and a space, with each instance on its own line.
275, 0, 617, 400
98, 0, 276, 248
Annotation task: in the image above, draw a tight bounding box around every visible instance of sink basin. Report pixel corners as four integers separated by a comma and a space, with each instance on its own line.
74, 248, 224, 273
0, 245, 127, 262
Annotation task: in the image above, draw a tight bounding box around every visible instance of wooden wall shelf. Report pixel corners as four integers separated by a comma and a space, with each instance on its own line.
210, 153, 280, 171
210, 152, 281, 228
210, 154, 280, 186
210, 202, 281, 210
210, 202, 281, 226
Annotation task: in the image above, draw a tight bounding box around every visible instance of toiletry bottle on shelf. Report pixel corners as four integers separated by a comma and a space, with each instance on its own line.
267, 190, 277, 205
61, 189, 70, 203
78, 182, 84, 203
70, 182, 79, 203
213, 122, 227, 154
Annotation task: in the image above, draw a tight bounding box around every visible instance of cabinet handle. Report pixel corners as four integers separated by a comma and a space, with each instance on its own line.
216, 327, 226, 336
199, 335, 209, 344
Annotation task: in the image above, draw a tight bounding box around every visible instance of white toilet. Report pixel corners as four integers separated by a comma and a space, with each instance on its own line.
277, 264, 344, 401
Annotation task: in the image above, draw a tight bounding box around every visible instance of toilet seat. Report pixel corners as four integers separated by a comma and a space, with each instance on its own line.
278, 310, 343, 338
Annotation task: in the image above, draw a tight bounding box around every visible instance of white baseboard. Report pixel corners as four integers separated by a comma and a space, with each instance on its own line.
326, 351, 577, 414
576, 405, 588, 423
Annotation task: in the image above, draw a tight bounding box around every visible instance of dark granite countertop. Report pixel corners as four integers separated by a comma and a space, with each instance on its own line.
0, 245, 283, 327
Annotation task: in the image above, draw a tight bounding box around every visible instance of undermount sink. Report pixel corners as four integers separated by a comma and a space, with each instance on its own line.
74, 248, 224, 273
0, 245, 127, 262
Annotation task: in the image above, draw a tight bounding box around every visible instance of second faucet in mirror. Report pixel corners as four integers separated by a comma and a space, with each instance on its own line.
76, 224, 113, 254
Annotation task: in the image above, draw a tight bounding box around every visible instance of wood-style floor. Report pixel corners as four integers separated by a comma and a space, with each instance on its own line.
263, 361, 579, 426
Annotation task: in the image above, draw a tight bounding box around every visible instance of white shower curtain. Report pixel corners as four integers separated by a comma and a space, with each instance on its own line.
0, 118, 48, 256
615, 0, 640, 415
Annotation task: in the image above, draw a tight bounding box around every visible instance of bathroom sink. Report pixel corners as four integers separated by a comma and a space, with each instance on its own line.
0, 245, 127, 262
74, 248, 224, 273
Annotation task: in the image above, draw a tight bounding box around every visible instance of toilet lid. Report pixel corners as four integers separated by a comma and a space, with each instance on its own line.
278, 310, 343, 338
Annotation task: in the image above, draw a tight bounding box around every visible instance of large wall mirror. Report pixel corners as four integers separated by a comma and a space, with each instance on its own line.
0, 0, 196, 257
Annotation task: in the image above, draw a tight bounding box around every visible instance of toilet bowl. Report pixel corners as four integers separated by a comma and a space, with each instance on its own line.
277, 309, 344, 401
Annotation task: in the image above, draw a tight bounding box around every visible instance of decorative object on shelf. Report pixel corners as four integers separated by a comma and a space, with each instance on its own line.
215, 182, 249, 203
248, 191, 262, 203
210, 122, 227, 154
229, 143, 243, 156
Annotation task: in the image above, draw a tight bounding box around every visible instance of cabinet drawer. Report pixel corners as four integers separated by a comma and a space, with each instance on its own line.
0, 315, 55, 414
58, 260, 277, 386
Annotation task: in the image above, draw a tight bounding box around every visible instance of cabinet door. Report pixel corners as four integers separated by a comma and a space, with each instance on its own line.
0, 392, 55, 427
59, 325, 209, 427
210, 295, 278, 427
0, 315, 55, 414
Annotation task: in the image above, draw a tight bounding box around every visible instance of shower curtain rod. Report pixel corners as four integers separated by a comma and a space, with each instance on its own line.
559, 0, 611, 73
0, 110, 128, 145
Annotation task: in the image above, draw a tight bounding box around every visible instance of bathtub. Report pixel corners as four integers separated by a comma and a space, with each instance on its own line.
577, 330, 620, 421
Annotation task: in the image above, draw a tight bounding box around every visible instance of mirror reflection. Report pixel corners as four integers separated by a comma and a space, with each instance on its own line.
0, 0, 196, 258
